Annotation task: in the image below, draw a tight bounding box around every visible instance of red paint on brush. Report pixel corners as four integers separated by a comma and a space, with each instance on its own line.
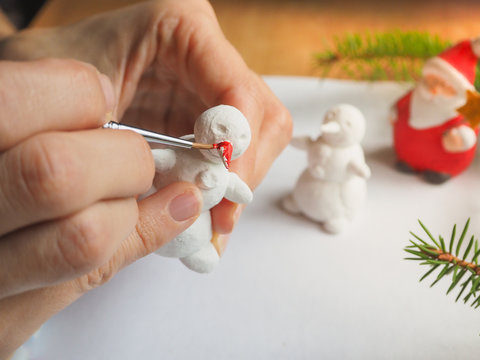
213, 141, 233, 169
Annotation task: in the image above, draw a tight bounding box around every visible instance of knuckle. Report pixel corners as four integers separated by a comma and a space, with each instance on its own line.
134, 211, 170, 256
272, 103, 294, 145
0, 68, 19, 149
75, 262, 116, 293
19, 136, 81, 209
131, 133, 155, 189
118, 131, 155, 193
60, 59, 106, 118
58, 210, 110, 273
0, 33, 32, 60
38, 58, 84, 71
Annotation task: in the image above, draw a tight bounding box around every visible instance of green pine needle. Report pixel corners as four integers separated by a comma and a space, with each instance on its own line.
447, 268, 467, 295
452, 265, 459, 283
439, 236, 446, 253
472, 248, 480, 264
471, 277, 480, 295
417, 244, 440, 257
404, 218, 480, 307
405, 249, 428, 259
420, 264, 440, 282
409, 232, 430, 247
463, 236, 475, 259
449, 224, 457, 254
456, 218, 471, 256
456, 276, 473, 302
418, 220, 441, 249
431, 264, 451, 287
426, 259, 449, 265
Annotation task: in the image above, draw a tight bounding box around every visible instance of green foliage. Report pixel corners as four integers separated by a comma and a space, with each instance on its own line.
404, 219, 480, 308
315, 30, 452, 81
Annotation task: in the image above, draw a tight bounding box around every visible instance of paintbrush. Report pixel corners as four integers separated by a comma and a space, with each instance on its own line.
103, 121, 232, 169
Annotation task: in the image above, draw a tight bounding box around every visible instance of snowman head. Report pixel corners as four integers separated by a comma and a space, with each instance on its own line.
320, 104, 366, 147
194, 105, 251, 164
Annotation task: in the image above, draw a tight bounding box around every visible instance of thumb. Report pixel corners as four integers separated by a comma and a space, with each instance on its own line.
56, 181, 203, 294
121, 181, 203, 264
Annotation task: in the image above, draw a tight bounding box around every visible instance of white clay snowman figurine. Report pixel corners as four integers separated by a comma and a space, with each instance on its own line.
282, 104, 371, 234
152, 105, 252, 273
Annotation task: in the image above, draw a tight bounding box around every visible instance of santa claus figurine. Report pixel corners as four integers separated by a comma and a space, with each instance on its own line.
392, 37, 480, 184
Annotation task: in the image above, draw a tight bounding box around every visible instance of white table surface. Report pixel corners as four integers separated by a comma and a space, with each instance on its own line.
24, 76, 480, 359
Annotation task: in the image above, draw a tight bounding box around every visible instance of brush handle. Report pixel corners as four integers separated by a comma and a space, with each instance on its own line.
103, 121, 194, 149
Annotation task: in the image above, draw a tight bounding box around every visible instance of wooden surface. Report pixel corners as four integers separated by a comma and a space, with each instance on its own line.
32, 0, 480, 76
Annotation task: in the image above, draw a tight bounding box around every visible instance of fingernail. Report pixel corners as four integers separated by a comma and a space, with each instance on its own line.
97, 73, 115, 112
233, 204, 244, 224
211, 232, 229, 256
169, 191, 201, 222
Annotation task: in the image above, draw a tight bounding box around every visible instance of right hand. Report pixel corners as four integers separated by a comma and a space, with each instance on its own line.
0, 59, 203, 356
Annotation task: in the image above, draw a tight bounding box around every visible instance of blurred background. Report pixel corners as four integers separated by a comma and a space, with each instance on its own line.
18, 0, 480, 78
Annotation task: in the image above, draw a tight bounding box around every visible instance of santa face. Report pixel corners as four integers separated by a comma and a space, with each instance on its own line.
420, 73, 456, 97
409, 59, 473, 129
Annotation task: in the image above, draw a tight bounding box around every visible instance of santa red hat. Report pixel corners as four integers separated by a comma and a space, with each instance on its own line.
422, 37, 480, 90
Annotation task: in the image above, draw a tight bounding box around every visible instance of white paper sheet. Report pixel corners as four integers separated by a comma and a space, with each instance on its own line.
24, 77, 480, 359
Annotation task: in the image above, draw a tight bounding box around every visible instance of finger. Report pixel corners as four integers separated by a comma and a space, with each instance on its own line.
0, 197, 138, 299
223, 75, 293, 181
210, 200, 240, 235
0, 58, 115, 151
154, 0, 250, 106
0, 283, 81, 358
211, 231, 230, 257
0, 128, 154, 235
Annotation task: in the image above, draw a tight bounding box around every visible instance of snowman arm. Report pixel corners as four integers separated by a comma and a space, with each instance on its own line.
442, 125, 477, 153
224, 172, 253, 204
290, 136, 312, 150
151, 149, 177, 173
348, 159, 371, 179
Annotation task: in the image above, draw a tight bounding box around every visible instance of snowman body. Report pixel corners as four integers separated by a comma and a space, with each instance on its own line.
283, 104, 370, 234
153, 148, 232, 273
152, 105, 252, 273
292, 142, 367, 229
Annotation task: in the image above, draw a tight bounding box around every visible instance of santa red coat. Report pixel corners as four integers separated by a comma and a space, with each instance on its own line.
393, 91, 478, 176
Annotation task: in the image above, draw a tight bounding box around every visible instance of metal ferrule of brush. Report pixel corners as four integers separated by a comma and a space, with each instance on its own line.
103, 121, 194, 149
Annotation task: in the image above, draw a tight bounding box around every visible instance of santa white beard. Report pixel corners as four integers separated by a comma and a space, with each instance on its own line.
409, 82, 467, 129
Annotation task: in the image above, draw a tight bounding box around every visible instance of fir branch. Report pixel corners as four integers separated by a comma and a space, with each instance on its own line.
315, 30, 452, 81
404, 219, 480, 307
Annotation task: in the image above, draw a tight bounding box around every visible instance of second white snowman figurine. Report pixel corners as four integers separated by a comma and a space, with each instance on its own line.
282, 104, 371, 234
152, 105, 252, 273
